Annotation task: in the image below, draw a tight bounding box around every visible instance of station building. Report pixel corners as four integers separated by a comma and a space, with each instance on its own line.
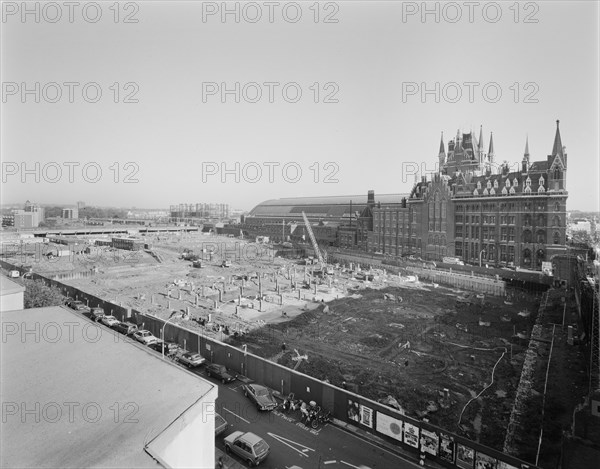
241, 121, 569, 271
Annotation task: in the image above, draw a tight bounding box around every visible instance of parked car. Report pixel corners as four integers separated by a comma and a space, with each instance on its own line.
101, 315, 120, 327
133, 330, 159, 345
90, 307, 105, 322
177, 351, 206, 368
205, 363, 236, 383
215, 412, 228, 437
224, 431, 270, 467
221, 260, 231, 267
242, 384, 277, 411
150, 340, 181, 356
67, 300, 91, 314
113, 321, 138, 335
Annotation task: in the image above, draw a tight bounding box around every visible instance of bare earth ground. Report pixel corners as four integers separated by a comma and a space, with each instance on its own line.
8, 232, 567, 454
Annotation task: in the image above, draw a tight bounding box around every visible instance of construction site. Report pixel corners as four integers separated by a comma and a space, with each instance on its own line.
1, 220, 588, 463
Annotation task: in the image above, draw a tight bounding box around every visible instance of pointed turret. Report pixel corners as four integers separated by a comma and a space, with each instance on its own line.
551, 119, 563, 157
487, 132, 495, 163
438, 132, 446, 171
522, 135, 530, 173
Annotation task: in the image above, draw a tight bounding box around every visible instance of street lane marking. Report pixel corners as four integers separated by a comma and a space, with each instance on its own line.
267, 432, 315, 458
324, 460, 337, 465
341, 462, 360, 469
222, 407, 250, 424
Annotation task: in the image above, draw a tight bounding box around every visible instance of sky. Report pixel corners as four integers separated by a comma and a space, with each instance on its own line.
1, 0, 599, 211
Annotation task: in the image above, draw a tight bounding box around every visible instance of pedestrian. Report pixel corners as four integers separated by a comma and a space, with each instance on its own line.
281, 342, 286, 353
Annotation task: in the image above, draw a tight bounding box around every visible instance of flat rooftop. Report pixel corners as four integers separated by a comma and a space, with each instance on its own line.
1, 306, 215, 468
0, 275, 25, 296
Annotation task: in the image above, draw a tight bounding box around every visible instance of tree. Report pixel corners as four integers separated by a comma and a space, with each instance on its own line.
22, 279, 65, 308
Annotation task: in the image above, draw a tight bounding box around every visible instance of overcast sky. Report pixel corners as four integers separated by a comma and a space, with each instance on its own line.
1, 0, 598, 211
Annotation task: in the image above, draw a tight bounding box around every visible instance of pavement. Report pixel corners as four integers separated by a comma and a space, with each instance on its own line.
329, 418, 445, 469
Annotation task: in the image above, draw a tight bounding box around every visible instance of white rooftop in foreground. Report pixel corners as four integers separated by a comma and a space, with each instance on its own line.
1, 305, 216, 469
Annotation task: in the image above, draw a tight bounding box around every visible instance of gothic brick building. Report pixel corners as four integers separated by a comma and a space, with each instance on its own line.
370, 120, 568, 270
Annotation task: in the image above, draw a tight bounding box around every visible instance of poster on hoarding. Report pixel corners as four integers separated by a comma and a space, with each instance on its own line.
419, 429, 439, 456
403, 421, 419, 448
347, 399, 360, 422
497, 462, 519, 469
439, 433, 455, 463
475, 452, 498, 469
456, 443, 475, 469
375, 412, 403, 442
359, 404, 373, 428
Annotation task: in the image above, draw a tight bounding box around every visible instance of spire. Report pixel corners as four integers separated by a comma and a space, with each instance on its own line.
552, 119, 563, 157
488, 132, 495, 162
522, 135, 530, 173
478, 125, 484, 150
438, 132, 445, 156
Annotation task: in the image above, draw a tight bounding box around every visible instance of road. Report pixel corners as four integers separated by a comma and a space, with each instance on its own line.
185, 364, 421, 469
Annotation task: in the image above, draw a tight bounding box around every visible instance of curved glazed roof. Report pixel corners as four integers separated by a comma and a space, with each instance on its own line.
248, 194, 408, 218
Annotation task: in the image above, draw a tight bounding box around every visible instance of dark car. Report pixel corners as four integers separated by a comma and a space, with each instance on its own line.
67, 300, 91, 314
90, 307, 105, 322
150, 340, 181, 356
205, 363, 236, 383
113, 321, 138, 335
242, 384, 277, 411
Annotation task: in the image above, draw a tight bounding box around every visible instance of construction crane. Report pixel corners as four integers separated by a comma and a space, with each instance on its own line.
302, 211, 325, 269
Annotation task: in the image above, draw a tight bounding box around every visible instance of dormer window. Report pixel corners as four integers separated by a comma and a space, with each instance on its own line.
502, 187, 508, 195
473, 188, 479, 196
509, 186, 516, 195
490, 188, 495, 195
477, 181, 482, 190
513, 178, 519, 187
483, 188, 489, 196
525, 176, 532, 187
538, 185, 545, 193
493, 180, 499, 189
505, 178, 511, 187
539, 176, 545, 186
524, 185, 532, 194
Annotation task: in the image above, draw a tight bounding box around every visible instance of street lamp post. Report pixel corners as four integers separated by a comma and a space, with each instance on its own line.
479, 249, 486, 268
162, 314, 181, 360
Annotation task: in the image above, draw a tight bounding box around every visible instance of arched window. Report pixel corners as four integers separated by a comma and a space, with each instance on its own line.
524, 215, 531, 226
553, 232, 560, 244
441, 200, 447, 219
554, 167, 561, 179
536, 230, 546, 244
523, 230, 532, 243
552, 216, 560, 227
523, 248, 532, 266
536, 249, 545, 267
554, 201, 560, 212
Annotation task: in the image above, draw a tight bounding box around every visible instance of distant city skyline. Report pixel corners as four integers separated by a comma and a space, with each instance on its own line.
2, 1, 598, 211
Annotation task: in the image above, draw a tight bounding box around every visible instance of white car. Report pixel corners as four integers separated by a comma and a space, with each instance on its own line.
101, 315, 120, 327
133, 330, 159, 345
